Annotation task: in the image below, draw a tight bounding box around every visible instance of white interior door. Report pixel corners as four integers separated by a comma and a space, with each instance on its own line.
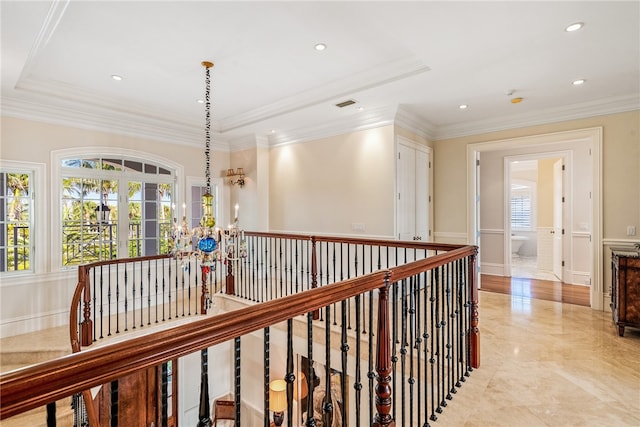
396, 139, 430, 241
553, 159, 563, 280
415, 149, 429, 241
397, 143, 415, 241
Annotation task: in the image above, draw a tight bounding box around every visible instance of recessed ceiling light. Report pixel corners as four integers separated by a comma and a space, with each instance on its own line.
357, 106, 364, 111
511, 97, 523, 104
111, 74, 123, 81
565, 22, 584, 32
314, 43, 327, 51
459, 104, 468, 110
197, 99, 204, 104
572, 79, 586, 85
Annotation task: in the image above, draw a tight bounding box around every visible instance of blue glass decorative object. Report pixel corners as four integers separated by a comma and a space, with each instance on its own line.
198, 237, 217, 253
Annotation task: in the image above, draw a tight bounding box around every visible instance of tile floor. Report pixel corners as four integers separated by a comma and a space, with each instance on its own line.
434, 291, 640, 427
511, 255, 560, 282
1, 290, 639, 426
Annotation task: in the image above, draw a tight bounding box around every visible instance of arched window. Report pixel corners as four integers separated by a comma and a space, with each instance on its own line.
58, 154, 178, 267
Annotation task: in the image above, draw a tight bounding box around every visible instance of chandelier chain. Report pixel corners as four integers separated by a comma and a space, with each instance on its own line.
204, 64, 211, 194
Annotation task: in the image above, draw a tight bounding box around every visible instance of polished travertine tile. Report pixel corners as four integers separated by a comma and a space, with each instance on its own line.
2, 291, 639, 426
435, 291, 640, 427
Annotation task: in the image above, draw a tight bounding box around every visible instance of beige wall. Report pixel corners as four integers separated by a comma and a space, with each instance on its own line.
269, 126, 396, 237
230, 147, 257, 230
0, 117, 224, 170
434, 110, 640, 240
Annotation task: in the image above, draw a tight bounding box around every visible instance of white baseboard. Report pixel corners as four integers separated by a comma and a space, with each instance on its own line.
565, 270, 591, 286
480, 262, 505, 276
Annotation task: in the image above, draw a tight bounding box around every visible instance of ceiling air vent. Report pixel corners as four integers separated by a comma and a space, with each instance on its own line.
335, 99, 357, 108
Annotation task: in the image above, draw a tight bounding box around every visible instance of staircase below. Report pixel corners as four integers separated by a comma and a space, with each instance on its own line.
1, 326, 73, 426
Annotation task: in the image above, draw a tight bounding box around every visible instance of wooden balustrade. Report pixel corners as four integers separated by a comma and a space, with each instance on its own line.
6, 232, 478, 425
2, 271, 389, 419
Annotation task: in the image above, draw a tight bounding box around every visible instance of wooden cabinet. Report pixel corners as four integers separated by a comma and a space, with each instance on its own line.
611, 248, 640, 336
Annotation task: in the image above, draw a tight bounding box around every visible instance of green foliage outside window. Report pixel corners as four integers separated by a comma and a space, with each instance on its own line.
1, 172, 31, 272
61, 158, 174, 266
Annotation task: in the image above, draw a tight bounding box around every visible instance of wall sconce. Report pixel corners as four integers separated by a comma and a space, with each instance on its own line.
269, 379, 287, 426
226, 167, 245, 187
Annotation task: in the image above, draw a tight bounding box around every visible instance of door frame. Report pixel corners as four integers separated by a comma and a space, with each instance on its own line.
466, 127, 603, 309
503, 151, 571, 279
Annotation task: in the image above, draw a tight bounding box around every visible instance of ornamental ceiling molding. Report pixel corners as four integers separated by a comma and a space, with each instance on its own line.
433, 94, 640, 141
218, 57, 431, 133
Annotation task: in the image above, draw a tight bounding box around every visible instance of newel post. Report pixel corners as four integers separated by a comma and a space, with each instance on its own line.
310, 236, 320, 320
79, 266, 93, 347
373, 272, 395, 427
469, 248, 480, 369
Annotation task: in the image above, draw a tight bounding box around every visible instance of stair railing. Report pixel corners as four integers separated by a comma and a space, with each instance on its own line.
4, 236, 478, 426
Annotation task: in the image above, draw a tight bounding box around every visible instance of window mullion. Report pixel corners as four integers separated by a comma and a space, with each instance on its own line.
117, 178, 129, 258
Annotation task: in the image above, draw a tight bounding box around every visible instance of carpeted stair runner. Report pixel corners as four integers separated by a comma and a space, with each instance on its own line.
0, 326, 73, 426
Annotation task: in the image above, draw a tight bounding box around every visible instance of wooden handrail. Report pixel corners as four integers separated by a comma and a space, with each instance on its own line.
1, 271, 389, 420
390, 245, 477, 282
246, 231, 464, 252
73, 253, 172, 270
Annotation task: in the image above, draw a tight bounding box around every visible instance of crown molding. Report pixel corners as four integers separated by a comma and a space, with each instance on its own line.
394, 105, 437, 141
1, 96, 231, 152
4, 90, 637, 152
434, 94, 640, 141
219, 57, 430, 132
267, 105, 396, 147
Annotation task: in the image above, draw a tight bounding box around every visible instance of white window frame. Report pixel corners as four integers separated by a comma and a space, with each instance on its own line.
0, 160, 46, 276
186, 176, 224, 231
51, 148, 184, 271
510, 180, 537, 231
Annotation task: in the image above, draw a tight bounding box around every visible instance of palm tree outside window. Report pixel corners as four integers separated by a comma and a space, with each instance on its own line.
0, 170, 32, 272
60, 157, 175, 266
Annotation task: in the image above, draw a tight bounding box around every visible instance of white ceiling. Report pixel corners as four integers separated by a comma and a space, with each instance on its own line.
2, 1, 639, 150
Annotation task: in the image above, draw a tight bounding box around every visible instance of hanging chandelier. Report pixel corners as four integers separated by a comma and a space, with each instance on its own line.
171, 61, 247, 274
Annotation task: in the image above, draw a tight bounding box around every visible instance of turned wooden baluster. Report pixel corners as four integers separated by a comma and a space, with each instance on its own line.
79, 266, 93, 347
226, 255, 235, 296
373, 272, 395, 427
